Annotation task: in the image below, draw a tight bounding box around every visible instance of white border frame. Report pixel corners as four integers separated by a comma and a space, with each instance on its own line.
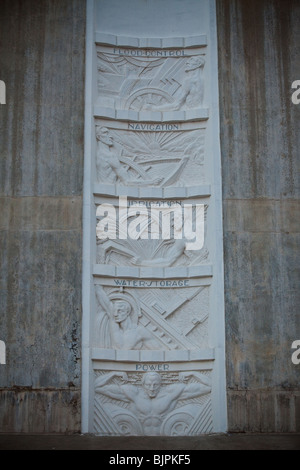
82, 0, 227, 434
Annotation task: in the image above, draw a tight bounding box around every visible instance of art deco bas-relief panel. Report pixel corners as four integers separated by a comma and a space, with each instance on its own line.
83, 0, 226, 436
96, 235, 209, 268
96, 45, 206, 112
91, 41, 213, 435
94, 369, 212, 436
96, 197, 209, 268
94, 285, 209, 351
95, 122, 206, 188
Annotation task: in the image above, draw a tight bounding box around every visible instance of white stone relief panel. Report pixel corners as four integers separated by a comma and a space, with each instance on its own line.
96, 45, 206, 112
95, 195, 209, 268
95, 120, 207, 188
94, 285, 209, 351
94, 369, 212, 436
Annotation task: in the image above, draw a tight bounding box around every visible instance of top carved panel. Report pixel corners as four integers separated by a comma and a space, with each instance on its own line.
96, 40, 207, 115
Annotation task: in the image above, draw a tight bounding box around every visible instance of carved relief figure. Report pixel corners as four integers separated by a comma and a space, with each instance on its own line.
95, 285, 161, 350
130, 207, 206, 266
178, 56, 205, 109
95, 371, 211, 435
96, 126, 163, 186
95, 286, 209, 351
95, 125, 205, 187
147, 56, 205, 111
96, 48, 205, 112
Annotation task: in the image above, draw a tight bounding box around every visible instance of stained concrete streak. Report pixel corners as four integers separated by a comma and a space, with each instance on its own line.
217, 0, 300, 433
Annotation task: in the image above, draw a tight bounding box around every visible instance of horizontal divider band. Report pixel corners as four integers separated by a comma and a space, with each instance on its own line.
93, 184, 211, 199
93, 264, 213, 280
91, 348, 215, 363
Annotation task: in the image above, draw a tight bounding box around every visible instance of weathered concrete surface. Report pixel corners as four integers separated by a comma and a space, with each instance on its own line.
0, 0, 85, 432
0, 433, 299, 450
217, 0, 300, 432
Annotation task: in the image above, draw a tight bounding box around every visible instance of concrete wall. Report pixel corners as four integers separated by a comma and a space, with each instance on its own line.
217, 0, 300, 432
0, 0, 85, 432
0, 0, 299, 434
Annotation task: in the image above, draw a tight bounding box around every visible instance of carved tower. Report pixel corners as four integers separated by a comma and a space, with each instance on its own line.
82, 0, 226, 435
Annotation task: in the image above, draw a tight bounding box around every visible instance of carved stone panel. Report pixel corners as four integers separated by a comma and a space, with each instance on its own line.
96, 45, 206, 112
94, 285, 209, 351
94, 368, 212, 436
83, 0, 226, 436
94, 120, 206, 188
97, 236, 209, 268
95, 197, 209, 268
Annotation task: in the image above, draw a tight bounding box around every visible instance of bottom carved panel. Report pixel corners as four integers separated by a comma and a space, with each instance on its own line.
93, 368, 212, 436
